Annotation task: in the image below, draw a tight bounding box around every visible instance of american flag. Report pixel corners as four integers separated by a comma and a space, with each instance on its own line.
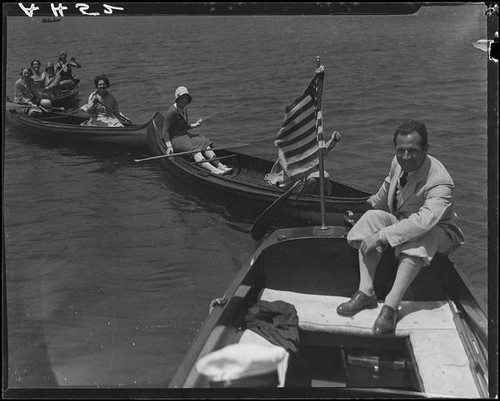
274, 67, 325, 182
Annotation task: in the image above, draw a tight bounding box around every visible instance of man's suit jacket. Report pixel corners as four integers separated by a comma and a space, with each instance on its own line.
369, 154, 465, 250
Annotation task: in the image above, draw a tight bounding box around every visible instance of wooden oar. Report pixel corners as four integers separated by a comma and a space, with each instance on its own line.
251, 180, 304, 241
134, 143, 249, 163
95, 98, 132, 125
46, 59, 71, 87
39, 105, 66, 113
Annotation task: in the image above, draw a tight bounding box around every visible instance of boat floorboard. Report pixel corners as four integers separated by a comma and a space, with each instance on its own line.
256, 288, 479, 398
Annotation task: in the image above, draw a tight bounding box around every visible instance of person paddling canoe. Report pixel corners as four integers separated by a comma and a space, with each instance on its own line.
162, 86, 232, 175
39, 62, 62, 98
55, 50, 81, 90
80, 74, 131, 127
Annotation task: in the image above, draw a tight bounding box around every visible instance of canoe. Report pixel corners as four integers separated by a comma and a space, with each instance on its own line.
7, 108, 159, 149
49, 85, 80, 107
147, 113, 372, 226
169, 223, 489, 397
5, 84, 79, 110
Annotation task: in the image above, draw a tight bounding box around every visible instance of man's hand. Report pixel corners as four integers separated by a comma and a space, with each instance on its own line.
359, 232, 384, 254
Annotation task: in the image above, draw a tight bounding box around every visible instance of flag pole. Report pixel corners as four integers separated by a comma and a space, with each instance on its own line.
315, 56, 328, 230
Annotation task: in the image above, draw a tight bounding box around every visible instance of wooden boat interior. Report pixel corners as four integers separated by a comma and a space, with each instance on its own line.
171, 226, 488, 398
147, 117, 370, 202
176, 148, 369, 199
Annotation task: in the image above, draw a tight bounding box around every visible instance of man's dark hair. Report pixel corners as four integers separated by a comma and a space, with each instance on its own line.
393, 120, 429, 149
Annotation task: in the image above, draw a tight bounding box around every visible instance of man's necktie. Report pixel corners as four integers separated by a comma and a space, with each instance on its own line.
393, 171, 409, 211
400, 171, 408, 188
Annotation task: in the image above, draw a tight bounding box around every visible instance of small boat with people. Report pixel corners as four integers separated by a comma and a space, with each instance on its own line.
169, 222, 488, 397
167, 55, 490, 397
143, 57, 373, 229
144, 112, 372, 228
7, 106, 159, 150
49, 84, 80, 107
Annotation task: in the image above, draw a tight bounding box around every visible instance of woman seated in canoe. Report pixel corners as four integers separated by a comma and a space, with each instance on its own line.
80, 74, 131, 127
30, 59, 46, 90
162, 86, 232, 175
55, 50, 81, 90
14, 67, 42, 108
39, 62, 63, 98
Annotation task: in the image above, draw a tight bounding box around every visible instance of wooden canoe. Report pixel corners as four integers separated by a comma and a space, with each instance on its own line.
147, 113, 372, 226
49, 85, 80, 107
7, 108, 159, 150
169, 224, 489, 397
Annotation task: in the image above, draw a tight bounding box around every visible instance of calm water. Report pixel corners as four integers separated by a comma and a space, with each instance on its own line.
3, 4, 489, 389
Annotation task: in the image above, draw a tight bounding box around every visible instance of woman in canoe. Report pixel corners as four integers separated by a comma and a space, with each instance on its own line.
14, 67, 42, 107
39, 62, 63, 98
55, 50, 81, 90
30, 59, 46, 90
80, 74, 131, 127
162, 86, 232, 175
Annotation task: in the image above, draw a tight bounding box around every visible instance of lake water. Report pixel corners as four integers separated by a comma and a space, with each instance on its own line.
3, 3, 489, 391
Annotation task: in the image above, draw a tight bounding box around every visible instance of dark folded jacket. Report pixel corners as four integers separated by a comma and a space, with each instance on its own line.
244, 300, 300, 353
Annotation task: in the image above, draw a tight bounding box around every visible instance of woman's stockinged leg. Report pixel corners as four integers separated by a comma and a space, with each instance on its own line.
204, 147, 232, 173
204, 148, 222, 168
193, 152, 220, 173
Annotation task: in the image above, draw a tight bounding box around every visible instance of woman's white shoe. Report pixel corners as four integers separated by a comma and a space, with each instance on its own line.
219, 164, 233, 174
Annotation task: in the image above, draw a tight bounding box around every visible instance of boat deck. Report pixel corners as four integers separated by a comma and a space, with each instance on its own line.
248, 288, 480, 397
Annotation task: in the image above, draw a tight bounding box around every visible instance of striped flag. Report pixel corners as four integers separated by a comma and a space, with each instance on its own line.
274, 67, 326, 182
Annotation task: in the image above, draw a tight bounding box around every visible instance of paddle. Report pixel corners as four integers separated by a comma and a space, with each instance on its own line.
95, 97, 132, 125
6, 96, 73, 116
251, 180, 305, 241
39, 105, 66, 113
45, 59, 71, 87
134, 143, 249, 163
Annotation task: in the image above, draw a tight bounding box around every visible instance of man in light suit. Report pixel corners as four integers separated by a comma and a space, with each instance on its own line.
337, 120, 465, 334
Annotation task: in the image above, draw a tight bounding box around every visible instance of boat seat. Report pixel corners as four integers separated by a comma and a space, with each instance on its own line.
259, 288, 480, 398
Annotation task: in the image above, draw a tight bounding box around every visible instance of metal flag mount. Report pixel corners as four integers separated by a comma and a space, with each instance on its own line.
314, 56, 332, 234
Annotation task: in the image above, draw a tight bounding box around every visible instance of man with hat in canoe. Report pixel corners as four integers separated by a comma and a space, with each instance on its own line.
337, 120, 465, 334
23, 99, 56, 118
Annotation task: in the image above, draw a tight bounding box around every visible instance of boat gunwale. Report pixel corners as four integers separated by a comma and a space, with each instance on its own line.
148, 122, 372, 205
8, 109, 158, 133
170, 155, 370, 200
